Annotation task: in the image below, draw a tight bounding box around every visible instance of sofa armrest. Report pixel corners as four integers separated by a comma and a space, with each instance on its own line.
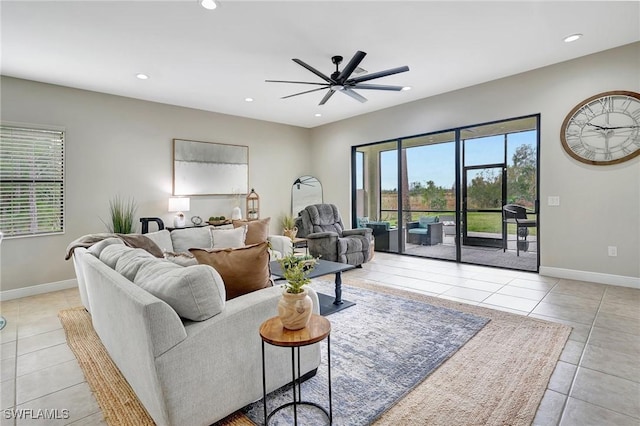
343, 228, 372, 237
306, 231, 340, 239
267, 235, 293, 257
406, 221, 420, 230
155, 286, 322, 425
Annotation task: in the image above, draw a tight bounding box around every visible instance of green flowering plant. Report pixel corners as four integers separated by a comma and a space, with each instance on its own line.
278, 254, 318, 294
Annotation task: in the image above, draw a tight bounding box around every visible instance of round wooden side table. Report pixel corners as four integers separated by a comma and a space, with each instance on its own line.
259, 314, 332, 425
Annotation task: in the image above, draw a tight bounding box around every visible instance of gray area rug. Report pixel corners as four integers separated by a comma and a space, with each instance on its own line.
242, 280, 490, 425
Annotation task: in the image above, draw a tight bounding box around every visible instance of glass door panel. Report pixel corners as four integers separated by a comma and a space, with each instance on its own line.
355, 141, 401, 253
400, 132, 456, 260
462, 165, 505, 248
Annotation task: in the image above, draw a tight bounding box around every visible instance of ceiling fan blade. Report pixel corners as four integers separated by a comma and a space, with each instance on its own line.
281, 86, 329, 99
337, 50, 367, 82
349, 65, 410, 84
319, 89, 336, 105
340, 88, 368, 103
292, 58, 334, 83
266, 79, 329, 86
350, 83, 404, 91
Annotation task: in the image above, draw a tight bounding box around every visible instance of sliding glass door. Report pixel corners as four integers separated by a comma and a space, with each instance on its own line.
352, 114, 539, 272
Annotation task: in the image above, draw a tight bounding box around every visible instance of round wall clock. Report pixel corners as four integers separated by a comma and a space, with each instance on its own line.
560, 90, 640, 165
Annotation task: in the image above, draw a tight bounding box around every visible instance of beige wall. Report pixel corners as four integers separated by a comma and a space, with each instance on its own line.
309, 42, 640, 281
0, 77, 312, 291
2, 42, 639, 293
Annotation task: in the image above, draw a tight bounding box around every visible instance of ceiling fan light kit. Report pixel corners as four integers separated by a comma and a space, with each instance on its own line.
266, 51, 409, 105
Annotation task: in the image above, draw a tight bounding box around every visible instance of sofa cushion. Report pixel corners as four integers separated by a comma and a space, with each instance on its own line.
418, 216, 438, 228
232, 217, 270, 245
189, 242, 272, 300
211, 225, 247, 249
114, 248, 157, 282
88, 237, 125, 257
134, 260, 226, 321
99, 244, 135, 269
144, 229, 174, 253
170, 226, 213, 253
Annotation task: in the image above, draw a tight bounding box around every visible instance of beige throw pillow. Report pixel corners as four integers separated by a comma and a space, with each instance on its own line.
189, 242, 272, 300
232, 217, 270, 245
211, 225, 247, 249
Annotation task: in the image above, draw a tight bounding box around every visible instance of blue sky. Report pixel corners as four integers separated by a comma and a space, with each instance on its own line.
360, 131, 536, 190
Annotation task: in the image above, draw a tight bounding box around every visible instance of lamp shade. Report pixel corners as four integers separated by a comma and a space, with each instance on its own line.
168, 197, 190, 212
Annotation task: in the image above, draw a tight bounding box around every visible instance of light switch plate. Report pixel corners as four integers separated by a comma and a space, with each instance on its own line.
548, 196, 560, 206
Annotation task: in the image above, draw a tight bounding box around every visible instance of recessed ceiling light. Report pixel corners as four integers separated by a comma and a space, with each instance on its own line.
136, 73, 149, 80
201, 0, 217, 10
563, 33, 582, 43
245, 97, 254, 102
401, 86, 412, 91
314, 113, 322, 117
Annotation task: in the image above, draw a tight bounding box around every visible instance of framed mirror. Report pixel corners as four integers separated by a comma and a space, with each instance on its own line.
173, 139, 248, 195
291, 176, 322, 216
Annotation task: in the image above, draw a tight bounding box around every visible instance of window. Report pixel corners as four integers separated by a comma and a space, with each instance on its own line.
0, 125, 65, 238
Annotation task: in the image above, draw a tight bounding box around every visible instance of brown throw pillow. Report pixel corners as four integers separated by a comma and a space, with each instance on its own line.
232, 217, 270, 245
189, 242, 272, 300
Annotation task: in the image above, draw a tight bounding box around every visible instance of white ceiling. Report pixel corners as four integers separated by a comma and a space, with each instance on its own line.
2, 1, 639, 128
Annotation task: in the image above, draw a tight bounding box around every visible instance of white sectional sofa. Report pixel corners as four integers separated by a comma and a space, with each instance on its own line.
70, 229, 320, 426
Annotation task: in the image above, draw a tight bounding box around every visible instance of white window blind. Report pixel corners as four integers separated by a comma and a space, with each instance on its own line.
0, 125, 65, 238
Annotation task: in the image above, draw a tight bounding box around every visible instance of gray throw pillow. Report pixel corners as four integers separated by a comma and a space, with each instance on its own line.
134, 261, 225, 321
170, 227, 213, 253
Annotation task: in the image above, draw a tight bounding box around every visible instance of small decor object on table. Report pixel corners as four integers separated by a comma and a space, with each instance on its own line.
168, 197, 190, 228
191, 216, 203, 226
207, 216, 229, 226
281, 214, 297, 240
246, 188, 260, 220
277, 254, 317, 330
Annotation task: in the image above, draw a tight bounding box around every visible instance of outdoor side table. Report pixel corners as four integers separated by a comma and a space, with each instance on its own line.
259, 315, 332, 425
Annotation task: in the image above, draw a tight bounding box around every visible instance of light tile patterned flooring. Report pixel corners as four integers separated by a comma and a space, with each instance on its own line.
1, 252, 639, 425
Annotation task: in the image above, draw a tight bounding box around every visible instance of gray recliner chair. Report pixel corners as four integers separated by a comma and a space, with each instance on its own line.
295, 204, 373, 266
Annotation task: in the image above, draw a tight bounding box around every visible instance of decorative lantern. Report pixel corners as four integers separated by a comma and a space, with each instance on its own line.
246, 188, 260, 220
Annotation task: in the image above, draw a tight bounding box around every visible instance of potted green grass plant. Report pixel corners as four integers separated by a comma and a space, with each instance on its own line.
105, 195, 137, 234
281, 214, 298, 240
277, 253, 317, 330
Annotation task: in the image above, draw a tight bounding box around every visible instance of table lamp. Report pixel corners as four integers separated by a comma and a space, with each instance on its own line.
168, 197, 190, 228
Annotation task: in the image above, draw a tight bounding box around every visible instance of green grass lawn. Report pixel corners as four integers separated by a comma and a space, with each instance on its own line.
380, 211, 537, 236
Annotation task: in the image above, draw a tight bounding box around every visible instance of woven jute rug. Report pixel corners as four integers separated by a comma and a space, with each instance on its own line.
59, 278, 571, 426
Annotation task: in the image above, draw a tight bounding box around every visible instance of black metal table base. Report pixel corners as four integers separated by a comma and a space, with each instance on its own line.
262, 337, 333, 425
317, 293, 356, 316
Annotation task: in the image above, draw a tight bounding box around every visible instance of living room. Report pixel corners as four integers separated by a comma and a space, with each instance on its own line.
1, 1, 639, 425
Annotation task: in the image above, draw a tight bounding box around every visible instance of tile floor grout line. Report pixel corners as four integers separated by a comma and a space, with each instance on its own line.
556, 284, 608, 425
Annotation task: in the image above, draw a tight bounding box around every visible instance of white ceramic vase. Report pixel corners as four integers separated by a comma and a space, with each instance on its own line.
231, 206, 242, 220
277, 289, 313, 330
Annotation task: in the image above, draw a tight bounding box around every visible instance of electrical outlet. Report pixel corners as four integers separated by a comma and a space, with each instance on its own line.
548, 196, 560, 206
608, 246, 617, 257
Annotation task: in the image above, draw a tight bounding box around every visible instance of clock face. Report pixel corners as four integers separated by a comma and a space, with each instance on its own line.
560, 91, 640, 165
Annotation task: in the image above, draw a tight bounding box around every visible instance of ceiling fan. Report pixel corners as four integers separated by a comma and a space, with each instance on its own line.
266, 51, 409, 105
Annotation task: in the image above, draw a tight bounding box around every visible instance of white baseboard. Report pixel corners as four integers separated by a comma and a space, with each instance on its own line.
539, 266, 640, 289
0, 279, 78, 301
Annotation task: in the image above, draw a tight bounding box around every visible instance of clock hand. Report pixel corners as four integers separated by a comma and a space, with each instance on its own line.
585, 123, 608, 131
605, 125, 640, 130
586, 123, 640, 130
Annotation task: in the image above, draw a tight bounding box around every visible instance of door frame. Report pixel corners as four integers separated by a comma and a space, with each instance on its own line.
461, 163, 507, 248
